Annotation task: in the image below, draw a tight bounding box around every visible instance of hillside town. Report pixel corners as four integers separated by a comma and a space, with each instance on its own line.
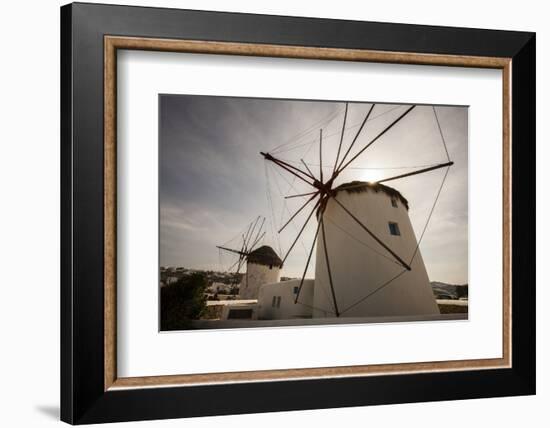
160, 263, 468, 327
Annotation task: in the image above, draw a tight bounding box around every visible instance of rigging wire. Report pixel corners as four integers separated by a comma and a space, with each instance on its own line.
276, 159, 442, 171
409, 165, 451, 264
271, 105, 404, 155
278, 137, 318, 226
268, 106, 344, 154
287, 136, 318, 191
433, 106, 451, 162
295, 297, 336, 316
264, 162, 282, 257
323, 214, 403, 267
268, 158, 314, 237
311, 272, 334, 314
268, 163, 310, 255
273, 166, 305, 239
340, 269, 408, 315
275, 141, 315, 196
218, 218, 257, 272
219, 222, 249, 247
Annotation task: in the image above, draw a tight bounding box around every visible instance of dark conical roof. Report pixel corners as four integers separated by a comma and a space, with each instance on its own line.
334, 181, 409, 210
247, 245, 283, 268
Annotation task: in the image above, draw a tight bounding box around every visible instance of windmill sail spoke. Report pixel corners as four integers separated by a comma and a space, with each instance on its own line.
329, 195, 411, 271
241, 233, 247, 249
243, 216, 260, 253
261, 152, 316, 187
319, 129, 323, 182
301, 159, 315, 180
275, 157, 315, 181
216, 245, 248, 257
320, 211, 340, 317
240, 220, 255, 253
294, 217, 322, 304
249, 231, 266, 252
226, 258, 241, 273
242, 216, 259, 253
285, 190, 318, 199
269, 158, 315, 187
248, 217, 266, 251
333, 102, 348, 175
217, 215, 269, 277
376, 161, 453, 184
236, 257, 245, 275
244, 219, 255, 240
337, 104, 416, 174
282, 198, 322, 264
335, 103, 375, 174
278, 191, 320, 234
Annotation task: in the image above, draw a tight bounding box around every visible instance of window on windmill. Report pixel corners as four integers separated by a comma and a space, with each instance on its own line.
269, 264, 273, 270
293, 286, 299, 294
276, 296, 282, 308
388, 222, 401, 236
271, 296, 277, 307
391, 197, 398, 208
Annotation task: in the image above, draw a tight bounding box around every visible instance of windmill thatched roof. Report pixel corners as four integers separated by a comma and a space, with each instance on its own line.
248, 245, 283, 268
334, 181, 409, 210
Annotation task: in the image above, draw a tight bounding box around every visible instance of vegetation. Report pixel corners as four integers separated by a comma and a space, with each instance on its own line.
160, 273, 208, 330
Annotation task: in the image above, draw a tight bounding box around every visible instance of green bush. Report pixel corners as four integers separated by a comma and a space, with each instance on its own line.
160, 273, 208, 330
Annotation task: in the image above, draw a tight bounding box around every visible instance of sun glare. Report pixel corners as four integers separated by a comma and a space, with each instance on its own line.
360, 169, 386, 184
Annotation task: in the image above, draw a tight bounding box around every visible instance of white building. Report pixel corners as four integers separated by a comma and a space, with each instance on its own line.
209, 282, 232, 294
313, 181, 440, 318
257, 279, 315, 320
239, 246, 282, 299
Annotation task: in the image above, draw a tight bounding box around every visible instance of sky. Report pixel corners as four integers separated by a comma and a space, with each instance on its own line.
159, 94, 468, 285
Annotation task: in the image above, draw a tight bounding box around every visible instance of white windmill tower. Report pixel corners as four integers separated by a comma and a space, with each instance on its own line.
313, 181, 438, 317
261, 103, 452, 318
240, 245, 283, 299
217, 216, 283, 300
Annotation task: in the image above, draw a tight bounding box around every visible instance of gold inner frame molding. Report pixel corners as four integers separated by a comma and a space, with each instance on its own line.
104, 35, 512, 391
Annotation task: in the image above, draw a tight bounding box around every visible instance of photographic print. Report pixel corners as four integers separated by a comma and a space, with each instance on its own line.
159, 95, 468, 331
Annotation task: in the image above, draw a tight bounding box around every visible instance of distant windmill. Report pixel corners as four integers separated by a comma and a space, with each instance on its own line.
261, 103, 453, 317
217, 216, 283, 299
217, 216, 267, 276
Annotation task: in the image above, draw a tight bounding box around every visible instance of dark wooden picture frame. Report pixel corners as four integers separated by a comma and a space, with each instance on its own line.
61, 2, 535, 424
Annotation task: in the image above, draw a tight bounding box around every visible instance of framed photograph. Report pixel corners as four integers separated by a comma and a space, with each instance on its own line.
61, 2, 535, 424
157, 95, 466, 330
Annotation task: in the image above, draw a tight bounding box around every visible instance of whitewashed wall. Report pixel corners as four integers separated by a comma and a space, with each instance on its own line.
257, 279, 315, 319
240, 262, 281, 299
314, 187, 439, 317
